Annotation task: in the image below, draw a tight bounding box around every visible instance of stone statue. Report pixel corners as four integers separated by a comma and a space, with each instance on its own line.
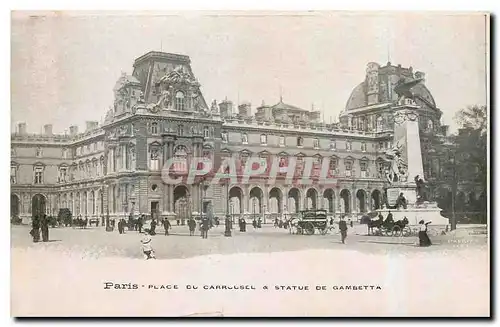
211, 100, 218, 112
156, 86, 172, 108
384, 142, 408, 184
414, 175, 426, 202
394, 76, 422, 101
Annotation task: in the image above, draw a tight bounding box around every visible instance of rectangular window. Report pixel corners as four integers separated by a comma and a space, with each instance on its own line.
330, 140, 336, 150
242, 133, 248, 144
150, 149, 160, 171
379, 142, 384, 150
361, 142, 367, 152
297, 137, 304, 147
329, 158, 337, 171
360, 161, 367, 178
221, 131, 228, 143
59, 167, 68, 183
279, 136, 285, 146
34, 166, 43, 184
346, 141, 352, 151
36, 148, 43, 158
10, 166, 16, 184
313, 138, 320, 149
204, 126, 210, 138
260, 134, 267, 145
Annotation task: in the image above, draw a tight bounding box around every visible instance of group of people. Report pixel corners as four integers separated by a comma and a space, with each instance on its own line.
30, 214, 50, 243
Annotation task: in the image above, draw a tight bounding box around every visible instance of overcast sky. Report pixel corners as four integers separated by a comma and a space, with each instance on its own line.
11, 11, 487, 134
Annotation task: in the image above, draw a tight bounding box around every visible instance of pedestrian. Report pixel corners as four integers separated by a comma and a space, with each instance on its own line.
150, 219, 157, 236
339, 216, 348, 244
141, 230, 156, 260
252, 219, 257, 229
418, 220, 432, 247
241, 218, 247, 232
30, 215, 41, 243
163, 218, 171, 236
349, 219, 353, 228
41, 214, 49, 242
201, 216, 209, 239
257, 218, 262, 228
329, 217, 334, 226
117, 219, 123, 234
137, 215, 144, 233
188, 218, 196, 236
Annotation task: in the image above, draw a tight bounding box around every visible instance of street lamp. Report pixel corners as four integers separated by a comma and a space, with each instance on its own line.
224, 178, 232, 237
449, 152, 457, 231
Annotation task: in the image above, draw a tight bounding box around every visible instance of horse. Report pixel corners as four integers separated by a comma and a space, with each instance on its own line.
367, 216, 384, 235
394, 217, 409, 229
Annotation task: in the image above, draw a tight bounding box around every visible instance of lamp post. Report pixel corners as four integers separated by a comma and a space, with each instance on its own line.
449, 152, 457, 231
224, 178, 232, 237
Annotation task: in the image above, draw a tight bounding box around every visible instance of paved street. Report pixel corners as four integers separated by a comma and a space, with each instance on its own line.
11, 223, 487, 260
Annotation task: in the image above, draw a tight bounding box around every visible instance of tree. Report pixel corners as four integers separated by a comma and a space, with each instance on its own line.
453, 105, 487, 191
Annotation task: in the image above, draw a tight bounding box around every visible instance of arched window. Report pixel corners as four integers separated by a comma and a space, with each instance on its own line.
175, 91, 185, 111
242, 133, 249, 144
297, 136, 304, 147
203, 126, 210, 138
177, 124, 184, 136
313, 138, 320, 149
151, 122, 158, 135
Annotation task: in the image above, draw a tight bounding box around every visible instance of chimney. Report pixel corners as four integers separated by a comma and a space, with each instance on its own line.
85, 121, 99, 131
218, 100, 233, 118
69, 125, 79, 136
17, 122, 27, 135
238, 102, 251, 117
43, 124, 53, 136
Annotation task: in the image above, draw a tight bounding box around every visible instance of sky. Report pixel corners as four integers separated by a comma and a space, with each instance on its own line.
11, 11, 488, 134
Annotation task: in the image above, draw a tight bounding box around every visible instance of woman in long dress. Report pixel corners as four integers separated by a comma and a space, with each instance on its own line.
418, 220, 432, 247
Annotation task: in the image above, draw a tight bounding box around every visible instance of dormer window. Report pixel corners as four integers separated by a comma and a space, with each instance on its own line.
242, 133, 248, 144
175, 91, 185, 111
330, 140, 336, 150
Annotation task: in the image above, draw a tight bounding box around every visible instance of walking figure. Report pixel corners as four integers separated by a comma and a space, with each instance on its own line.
150, 219, 157, 236
137, 215, 144, 233
339, 216, 348, 244
30, 215, 41, 243
188, 218, 196, 236
418, 220, 432, 247
141, 231, 156, 260
40, 214, 49, 242
201, 216, 209, 239
163, 218, 171, 236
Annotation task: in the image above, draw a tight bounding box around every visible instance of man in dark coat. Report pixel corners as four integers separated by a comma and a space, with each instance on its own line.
201, 217, 209, 239
30, 215, 41, 243
137, 215, 144, 233
386, 211, 394, 224
241, 218, 247, 232
40, 214, 49, 242
163, 218, 171, 236
339, 216, 348, 244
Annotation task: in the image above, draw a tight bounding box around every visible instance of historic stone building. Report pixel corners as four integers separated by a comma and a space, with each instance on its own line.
10, 51, 485, 223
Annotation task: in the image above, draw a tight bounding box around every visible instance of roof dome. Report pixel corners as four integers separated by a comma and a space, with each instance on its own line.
345, 82, 367, 111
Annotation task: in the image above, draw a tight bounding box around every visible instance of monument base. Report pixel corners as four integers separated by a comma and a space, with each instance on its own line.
377, 201, 449, 226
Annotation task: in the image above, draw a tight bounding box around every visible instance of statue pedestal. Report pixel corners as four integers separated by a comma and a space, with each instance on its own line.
384, 183, 449, 226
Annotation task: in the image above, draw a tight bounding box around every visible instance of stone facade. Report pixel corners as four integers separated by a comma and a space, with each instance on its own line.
10, 52, 484, 223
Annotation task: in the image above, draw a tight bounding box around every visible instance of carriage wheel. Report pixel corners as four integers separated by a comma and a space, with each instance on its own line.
320, 226, 328, 235
304, 222, 315, 235
392, 226, 401, 237
402, 227, 411, 237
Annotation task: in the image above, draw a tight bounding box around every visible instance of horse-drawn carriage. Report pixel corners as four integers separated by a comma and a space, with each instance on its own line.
362, 212, 410, 236
289, 210, 333, 235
